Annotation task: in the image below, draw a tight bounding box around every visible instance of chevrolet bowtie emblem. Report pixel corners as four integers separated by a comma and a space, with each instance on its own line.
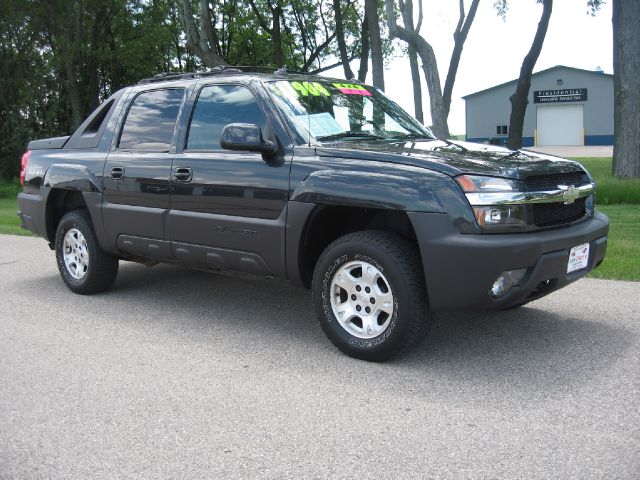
558, 184, 579, 204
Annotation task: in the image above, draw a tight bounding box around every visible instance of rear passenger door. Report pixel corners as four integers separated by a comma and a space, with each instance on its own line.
167, 83, 291, 277
102, 88, 184, 258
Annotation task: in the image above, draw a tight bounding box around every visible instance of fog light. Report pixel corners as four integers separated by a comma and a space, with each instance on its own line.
472, 205, 526, 229
488, 209, 501, 223
490, 268, 527, 298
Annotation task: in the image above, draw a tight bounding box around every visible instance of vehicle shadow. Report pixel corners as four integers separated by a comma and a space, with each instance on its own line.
24, 261, 635, 405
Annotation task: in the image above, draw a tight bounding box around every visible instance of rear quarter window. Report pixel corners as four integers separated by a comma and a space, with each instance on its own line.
118, 89, 184, 151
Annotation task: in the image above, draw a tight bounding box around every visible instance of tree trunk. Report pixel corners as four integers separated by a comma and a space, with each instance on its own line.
408, 47, 423, 123
333, 0, 354, 79
63, 53, 83, 128
420, 53, 449, 138
399, 0, 423, 123
182, 0, 227, 68
612, 0, 640, 177
271, 5, 284, 67
385, 0, 449, 138
506, 0, 552, 150
365, 0, 385, 90
357, 11, 370, 82
86, 7, 102, 113
442, 0, 480, 118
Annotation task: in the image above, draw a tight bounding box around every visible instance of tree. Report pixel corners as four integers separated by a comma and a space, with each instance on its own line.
504, 0, 553, 150
333, 0, 355, 79
357, 10, 371, 81
443, 0, 481, 118
386, 0, 480, 138
182, 0, 228, 67
612, 0, 640, 178
365, 0, 385, 90
248, 0, 286, 67
289, 1, 336, 71
399, 0, 424, 122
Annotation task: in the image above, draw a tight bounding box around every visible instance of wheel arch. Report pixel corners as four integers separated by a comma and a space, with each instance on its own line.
44, 189, 90, 243
290, 203, 422, 288
41, 163, 108, 247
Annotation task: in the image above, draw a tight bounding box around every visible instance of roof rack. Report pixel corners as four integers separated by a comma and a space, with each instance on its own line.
137, 65, 309, 85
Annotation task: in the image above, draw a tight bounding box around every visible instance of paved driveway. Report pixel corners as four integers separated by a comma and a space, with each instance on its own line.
1, 234, 638, 479
524, 145, 613, 157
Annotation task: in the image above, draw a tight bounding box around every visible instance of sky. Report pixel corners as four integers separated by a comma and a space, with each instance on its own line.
325, 0, 614, 134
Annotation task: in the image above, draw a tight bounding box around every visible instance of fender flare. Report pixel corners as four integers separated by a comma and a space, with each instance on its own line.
43, 163, 102, 193
41, 164, 107, 248
289, 169, 451, 212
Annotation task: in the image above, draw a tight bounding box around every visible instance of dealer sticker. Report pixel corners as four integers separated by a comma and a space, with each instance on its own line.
567, 243, 590, 273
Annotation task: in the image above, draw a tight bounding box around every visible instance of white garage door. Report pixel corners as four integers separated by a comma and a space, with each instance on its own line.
537, 104, 584, 146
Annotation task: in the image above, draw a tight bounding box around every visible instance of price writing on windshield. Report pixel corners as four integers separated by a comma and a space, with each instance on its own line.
332, 83, 372, 96
290, 81, 331, 97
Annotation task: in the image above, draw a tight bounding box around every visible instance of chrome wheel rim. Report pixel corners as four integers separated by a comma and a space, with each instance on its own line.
330, 260, 394, 339
63, 228, 89, 280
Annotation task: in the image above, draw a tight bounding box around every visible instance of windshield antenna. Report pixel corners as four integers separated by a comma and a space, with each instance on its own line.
307, 72, 312, 147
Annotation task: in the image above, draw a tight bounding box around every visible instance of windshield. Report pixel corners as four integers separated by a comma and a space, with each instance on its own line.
266, 80, 435, 143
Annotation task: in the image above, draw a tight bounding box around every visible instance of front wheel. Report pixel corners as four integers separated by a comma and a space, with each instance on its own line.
55, 209, 119, 294
312, 231, 430, 361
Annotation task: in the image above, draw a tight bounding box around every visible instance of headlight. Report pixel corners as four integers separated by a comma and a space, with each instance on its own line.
456, 175, 526, 230
455, 175, 519, 193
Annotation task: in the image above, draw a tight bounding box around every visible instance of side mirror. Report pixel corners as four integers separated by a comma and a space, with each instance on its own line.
220, 123, 277, 154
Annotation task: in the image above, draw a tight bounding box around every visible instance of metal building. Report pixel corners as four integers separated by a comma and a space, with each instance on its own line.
463, 65, 613, 147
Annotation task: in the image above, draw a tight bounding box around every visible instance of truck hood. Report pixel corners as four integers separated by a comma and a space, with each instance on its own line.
315, 139, 586, 180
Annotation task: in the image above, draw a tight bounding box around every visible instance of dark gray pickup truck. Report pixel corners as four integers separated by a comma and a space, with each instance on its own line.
17, 68, 609, 360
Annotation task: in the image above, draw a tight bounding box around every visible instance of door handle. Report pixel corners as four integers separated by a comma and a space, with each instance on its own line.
111, 166, 125, 179
173, 167, 193, 182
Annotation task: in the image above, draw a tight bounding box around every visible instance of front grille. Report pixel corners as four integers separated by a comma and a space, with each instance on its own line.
525, 171, 589, 191
533, 197, 587, 227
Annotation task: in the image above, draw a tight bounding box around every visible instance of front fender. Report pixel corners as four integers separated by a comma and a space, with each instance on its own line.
290, 168, 466, 214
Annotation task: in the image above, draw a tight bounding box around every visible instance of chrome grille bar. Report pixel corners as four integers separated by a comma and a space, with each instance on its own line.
465, 182, 595, 206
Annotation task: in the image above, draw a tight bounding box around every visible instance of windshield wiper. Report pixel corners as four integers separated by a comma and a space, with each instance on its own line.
390, 133, 437, 141
317, 131, 385, 141
433, 139, 468, 153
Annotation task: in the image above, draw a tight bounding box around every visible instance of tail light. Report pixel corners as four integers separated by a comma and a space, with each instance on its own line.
20, 150, 31, 186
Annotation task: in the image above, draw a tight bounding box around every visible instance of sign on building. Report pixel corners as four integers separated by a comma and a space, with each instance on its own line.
533, 88, 587, 103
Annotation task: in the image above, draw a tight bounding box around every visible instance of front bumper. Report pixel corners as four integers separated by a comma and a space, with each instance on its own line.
408, 211, 609, 311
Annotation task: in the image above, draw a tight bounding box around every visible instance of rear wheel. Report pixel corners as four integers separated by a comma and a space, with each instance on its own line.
312, 230, 430, 361
55, 209, 119, 294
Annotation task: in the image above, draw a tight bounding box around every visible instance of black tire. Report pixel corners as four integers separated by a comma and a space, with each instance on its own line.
55, 209, 119, 294
312, 230, 430, 361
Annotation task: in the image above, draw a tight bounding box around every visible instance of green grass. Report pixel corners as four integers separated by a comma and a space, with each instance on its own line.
0, 198, 31, 236
588, 204, 640, 282
571, 157, 640, 205
0, 178, 20, 199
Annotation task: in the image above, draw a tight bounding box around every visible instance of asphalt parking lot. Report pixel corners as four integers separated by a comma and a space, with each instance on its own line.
1, 234, 639, 479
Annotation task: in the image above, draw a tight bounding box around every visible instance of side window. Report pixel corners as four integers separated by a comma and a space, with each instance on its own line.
187, 84, 267, 151
119, 89, 184, 151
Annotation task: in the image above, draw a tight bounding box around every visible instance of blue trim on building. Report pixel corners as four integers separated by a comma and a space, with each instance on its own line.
465, 135, 612, 147
585, 135, 614, 146
465, 137, 534, 147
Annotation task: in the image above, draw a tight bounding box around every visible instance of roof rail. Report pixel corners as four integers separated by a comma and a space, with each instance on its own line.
137, 65, 312, 84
